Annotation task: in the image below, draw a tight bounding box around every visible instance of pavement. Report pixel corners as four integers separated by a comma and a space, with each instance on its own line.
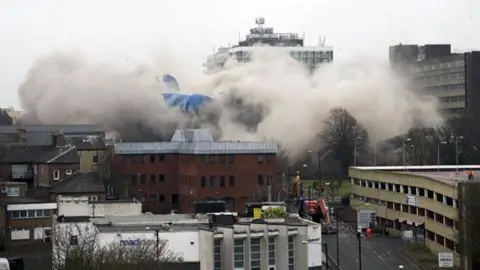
324, 219, 421, 270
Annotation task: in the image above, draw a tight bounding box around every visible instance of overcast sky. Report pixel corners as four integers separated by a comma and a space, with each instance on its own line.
1, 0, 478, 108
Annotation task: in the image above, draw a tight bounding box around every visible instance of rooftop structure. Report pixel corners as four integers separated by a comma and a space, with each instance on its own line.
205, 17, 333, 73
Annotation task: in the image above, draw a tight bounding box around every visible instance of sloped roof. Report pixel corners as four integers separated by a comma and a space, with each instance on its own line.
49, 172, 105, 194
67, 135, 107, 150
114, 129, 277, 155
0, 145, 79, 164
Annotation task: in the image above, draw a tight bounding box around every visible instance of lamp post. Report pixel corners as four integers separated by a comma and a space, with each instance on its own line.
451, 135, 463, 171
354, 136, 362, 166
437, 141, 447, 171
403, 138, 411, 171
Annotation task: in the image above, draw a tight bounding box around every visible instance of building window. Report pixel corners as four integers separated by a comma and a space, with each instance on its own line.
201, 176, 206, 187
268, 237, 276, 267
258, 175, 264, 185
149, 155, 155, 163
234, 239, 245, 269
130, 175, 137, 185
158, 174, 165, 182
53, 170, 60, 180
11, 209, 53, 219
200, 155, 207, 164
251, 238, 261, 270
92, 155, 99, 164
220, 176, 226, 187
257, 155, 265, 164
150, 174, 156, 184
6, 187, 19, 197
159, 195, 165, 202
219, 155, 226, 164
90, 196, 98, 202
157, 154, 165, 162
65, 169, 73, 176
228, 154, 235, 164
140, 174, 146, 184
150, 194, 157, 202
213, 239, 222, 270
288, 236, 295, 270
210, 176, 215, 188
229, 176, 235, 187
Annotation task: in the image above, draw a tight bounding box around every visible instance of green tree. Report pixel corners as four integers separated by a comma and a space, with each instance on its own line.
320, 107, 369, 176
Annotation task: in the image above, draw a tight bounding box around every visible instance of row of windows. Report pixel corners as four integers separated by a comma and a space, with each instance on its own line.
234, 237, 278, 269
213, 239, 222, 270
53, 169, 73, 180
414, 60, 464, 73
200, 176, 236, 188
351, 178, 458, 208
425, 83, 464, 93
11, 209, 53, 219
288, 235, 295, 270
416, 72, 465, 83
123, 154, 165, 164
438, 95, 465, 103
352, 194, 457, 252
440, 108, 465, 115
130, 174, 165, 185
199, 154, 235, 165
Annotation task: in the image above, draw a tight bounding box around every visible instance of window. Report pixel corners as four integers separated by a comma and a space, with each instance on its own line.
251, 238, 261, 270
149, 155, 155, 163
201, 176, 206, 187
90, 196, 98, 202
172, 194, 178, 204
200, 155, 207, 164
257, 175, 264, 185
210, 176, 215, 188
53, 170, 60, 180
220, 176, 226, 187
268, 237, 276, 267
140, 174, 146, 184
157, 154, 165, 162
150, 175, 156, 184
65, 169, 73, 176
288, 236, 295, 270
6, 187, 19, 197
159, 195, 165, 202
70, 235, 79, 245
229, 176, 235, 187
219, 155, 226, 164
92, 155, 99, 164
158, 174, 165, 182
257, 155, 265, 164
228, 154, 235, 164
150, 194, 157, 202
130, 175, 137, 185
234, 239, 245, 268
213, 239, 222, 270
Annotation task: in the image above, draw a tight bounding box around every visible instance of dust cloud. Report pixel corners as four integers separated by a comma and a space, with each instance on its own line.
17, 48, 442, 160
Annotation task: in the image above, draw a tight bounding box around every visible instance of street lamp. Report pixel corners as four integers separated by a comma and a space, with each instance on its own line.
437, 141, 447, 171
302, 241, 328, 269
354, 136, 362, 166
402, 138, 411, 171
356, 228, 363, 270
451, 135, 463, 171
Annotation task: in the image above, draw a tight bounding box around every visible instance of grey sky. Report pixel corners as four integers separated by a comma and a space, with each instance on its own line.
1, 0, 478, 108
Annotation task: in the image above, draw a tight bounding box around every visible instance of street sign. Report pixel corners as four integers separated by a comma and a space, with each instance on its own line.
357, 210, 376, 228
438, 252, 454, 268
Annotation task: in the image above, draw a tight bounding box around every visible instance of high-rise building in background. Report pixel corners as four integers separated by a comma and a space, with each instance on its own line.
205, 17, 333, 73
390, 44, 480, 118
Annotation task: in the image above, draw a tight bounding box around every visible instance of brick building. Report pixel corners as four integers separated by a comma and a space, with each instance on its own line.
112, 129, 278, 213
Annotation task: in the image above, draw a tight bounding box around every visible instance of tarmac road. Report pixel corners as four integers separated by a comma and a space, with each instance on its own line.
324, 224, 420, 270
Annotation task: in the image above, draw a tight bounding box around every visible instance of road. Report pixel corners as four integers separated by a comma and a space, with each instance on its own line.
324, 225, 420, 270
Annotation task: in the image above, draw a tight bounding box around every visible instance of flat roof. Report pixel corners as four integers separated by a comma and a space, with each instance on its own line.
395, 170, 478, 185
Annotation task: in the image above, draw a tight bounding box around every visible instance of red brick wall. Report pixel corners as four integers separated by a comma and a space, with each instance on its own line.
112, 153, 277, 213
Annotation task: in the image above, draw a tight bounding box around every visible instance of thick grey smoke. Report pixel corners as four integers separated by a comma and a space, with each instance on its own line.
18, 49, 442, 160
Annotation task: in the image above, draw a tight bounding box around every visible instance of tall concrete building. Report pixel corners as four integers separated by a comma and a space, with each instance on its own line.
389, 44, 480, 118
205, 17, 333, 73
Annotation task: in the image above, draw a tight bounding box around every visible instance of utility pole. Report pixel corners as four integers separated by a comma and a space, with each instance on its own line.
452, 135, 463, 171
356, 229, 362, 270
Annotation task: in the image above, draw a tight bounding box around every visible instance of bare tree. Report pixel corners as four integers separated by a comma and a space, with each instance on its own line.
405, 127, 437, 165
52, 223, 183, 270
320, 107, 369, 176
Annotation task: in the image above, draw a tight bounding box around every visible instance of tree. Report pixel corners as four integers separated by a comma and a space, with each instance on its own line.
52, 223, 183, 270
320, 107, 369, 176
404, 127, 438, 165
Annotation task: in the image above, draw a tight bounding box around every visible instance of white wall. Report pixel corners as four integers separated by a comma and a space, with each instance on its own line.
99, 231, 200, 262
307, 224, 323, 267
57, 195, 141, 217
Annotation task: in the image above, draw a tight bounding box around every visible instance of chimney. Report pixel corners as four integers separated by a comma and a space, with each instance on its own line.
52, 132, 67, 147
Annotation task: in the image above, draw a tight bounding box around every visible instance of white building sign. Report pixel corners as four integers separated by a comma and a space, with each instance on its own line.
438, 252, 453, 268
406, 195, 417, 206
357, 210, 376, 228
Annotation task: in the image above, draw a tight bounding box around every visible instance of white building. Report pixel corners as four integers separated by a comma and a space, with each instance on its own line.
52, 213, 324, 270
56, 195, 142, 217
205, 17, 333, 73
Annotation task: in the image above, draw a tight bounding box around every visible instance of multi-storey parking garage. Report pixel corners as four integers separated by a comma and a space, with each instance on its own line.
349, 165, 480, 267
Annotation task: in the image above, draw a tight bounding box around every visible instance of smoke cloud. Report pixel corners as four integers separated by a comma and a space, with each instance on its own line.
18, 48, 442, 160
